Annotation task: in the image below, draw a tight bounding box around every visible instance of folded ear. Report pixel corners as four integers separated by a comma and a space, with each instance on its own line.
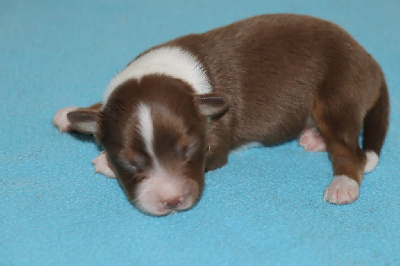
66, 103, 102, 134
194, 92, 229, 117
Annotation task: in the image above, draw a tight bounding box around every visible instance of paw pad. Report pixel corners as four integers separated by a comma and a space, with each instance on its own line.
324, 175, 359, 205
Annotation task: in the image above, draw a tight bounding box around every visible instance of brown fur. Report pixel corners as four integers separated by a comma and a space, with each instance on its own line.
58, 14, 389, 210
161, 14, 388, 179
100, 77, 207, 202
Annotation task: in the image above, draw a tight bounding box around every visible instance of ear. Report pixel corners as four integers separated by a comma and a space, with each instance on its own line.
194, 92, 229, 117
67, 109, 99, 134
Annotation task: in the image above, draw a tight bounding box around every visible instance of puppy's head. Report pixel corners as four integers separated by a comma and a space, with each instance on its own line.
68, 75, 228, 216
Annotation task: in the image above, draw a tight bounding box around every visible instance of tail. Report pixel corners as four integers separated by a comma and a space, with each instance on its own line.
362, 79, 390, 173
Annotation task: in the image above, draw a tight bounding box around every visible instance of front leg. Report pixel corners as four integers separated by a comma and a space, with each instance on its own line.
53, 102, 102, 135
299, 126, 327, 152
52, 106, 79, 132
92, 151, 116, 178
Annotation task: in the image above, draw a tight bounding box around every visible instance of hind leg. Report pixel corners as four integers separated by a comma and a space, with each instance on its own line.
322, 139, 366, 204
313, 100, 367, 204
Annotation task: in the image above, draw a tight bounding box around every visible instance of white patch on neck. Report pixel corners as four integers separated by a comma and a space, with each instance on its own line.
103, 46, 212, 105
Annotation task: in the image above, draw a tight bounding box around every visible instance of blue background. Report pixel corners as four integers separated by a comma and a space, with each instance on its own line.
1, 0, 399, 265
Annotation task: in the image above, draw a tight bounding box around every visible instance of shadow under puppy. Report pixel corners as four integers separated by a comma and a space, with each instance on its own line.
53, 14, 389, 216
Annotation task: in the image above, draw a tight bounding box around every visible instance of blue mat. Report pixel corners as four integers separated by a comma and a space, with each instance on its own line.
1, 0, 399, 265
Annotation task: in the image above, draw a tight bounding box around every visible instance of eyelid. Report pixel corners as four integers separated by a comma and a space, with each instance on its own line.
187, 139, 198, 156
176, 137, 198, 159
116, 157, 138, 173
123, 162, 138, 172
131, 152, 147, 169
118, 150, 147, 172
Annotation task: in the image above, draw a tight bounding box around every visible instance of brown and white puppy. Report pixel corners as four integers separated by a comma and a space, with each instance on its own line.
53, 14, 389, 216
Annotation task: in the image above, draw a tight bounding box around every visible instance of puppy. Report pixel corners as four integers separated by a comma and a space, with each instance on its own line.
53, 14, 389, 216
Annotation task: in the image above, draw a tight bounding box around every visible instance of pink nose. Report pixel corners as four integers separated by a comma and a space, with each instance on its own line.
163, 197, 183, 210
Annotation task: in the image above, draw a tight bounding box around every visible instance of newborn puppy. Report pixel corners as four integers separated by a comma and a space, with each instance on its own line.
53, 14, 389, 216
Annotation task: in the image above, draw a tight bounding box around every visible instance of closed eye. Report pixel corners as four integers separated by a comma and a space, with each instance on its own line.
117, 151, 148, 173
175, 137, 198, 160
120, 162, 138, 173
175, 144, 188, 160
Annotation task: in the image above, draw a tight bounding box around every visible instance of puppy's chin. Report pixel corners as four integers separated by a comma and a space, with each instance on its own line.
132, 173, 201, 216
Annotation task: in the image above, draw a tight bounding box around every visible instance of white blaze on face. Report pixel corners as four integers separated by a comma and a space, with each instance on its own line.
134, 103, 198, 216
138, 103, 156, 161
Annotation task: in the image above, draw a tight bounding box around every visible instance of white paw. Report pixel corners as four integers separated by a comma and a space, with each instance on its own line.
299, 127, 327, 152
53, 106, 78, 132
323, 175, 359, 205
92, 151, 116, 178
364, 151, 379, 173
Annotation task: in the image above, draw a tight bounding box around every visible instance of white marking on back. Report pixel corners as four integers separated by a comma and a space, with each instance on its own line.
364, 151, 379, 173
103, 46, 212, 105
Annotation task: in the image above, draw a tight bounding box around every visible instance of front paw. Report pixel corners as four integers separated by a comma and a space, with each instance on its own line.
53, 106, 78, 132
92, 151, 116, 178
323, 175, 359, 205
299, 126, 327, 152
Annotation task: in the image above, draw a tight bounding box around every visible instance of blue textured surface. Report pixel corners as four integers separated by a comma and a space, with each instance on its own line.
1, 1, 399, 265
